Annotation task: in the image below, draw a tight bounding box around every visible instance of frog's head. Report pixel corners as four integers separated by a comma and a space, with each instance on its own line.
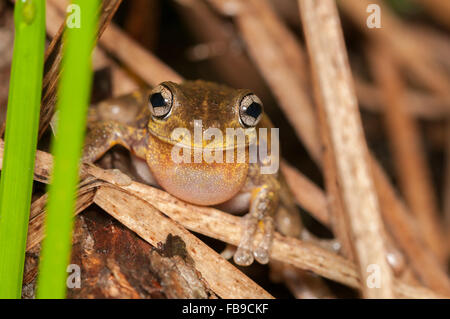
146, 80, 262, 149
145, 80, 264, 206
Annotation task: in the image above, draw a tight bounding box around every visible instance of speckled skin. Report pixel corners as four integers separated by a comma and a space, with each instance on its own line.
83, 80, 302, 266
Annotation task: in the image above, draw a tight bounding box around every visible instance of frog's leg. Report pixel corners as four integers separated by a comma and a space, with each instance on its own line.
234, 167, 280, 265
82, 121, 147, 163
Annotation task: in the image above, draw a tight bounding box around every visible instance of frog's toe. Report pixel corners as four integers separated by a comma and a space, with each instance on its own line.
253, 247, 270, 264
109, 168, 133, 186
254, 216, 274, 264
233, 213, 258, 266
220, 244, 236, 260
234, 247, 254, 266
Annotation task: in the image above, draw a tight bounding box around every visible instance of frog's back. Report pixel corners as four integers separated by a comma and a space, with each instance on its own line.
88, 89, 152, 129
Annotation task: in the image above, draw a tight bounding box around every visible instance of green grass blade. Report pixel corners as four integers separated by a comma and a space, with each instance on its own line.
36, 0, 99, 299
0, 0, 46, 299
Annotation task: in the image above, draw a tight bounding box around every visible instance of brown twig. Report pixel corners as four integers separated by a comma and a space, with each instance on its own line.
368, 44, 447, 264
355, 79, 450, 120
299, 0, 394, 298
313, 76, 355, 261
246, 0, 309, 86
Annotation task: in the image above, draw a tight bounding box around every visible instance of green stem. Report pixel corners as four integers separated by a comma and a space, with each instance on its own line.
36, 0, 99, 298
0, 0, 45, 299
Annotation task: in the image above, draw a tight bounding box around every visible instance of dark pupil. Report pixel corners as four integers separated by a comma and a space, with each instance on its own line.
246, 102, 262, 119
150, 92, 167, 107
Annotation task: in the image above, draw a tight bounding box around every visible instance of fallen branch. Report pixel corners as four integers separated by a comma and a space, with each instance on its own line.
299, 0, 394, 298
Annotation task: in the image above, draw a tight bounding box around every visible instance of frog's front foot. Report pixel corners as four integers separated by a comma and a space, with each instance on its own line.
233, 185, 277, 266
234, 214, 274, 265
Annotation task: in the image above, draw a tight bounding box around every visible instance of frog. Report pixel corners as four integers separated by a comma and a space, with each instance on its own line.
82, 80, 303, 266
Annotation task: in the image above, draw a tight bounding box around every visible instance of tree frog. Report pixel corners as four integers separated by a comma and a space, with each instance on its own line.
83, 80, 302, 266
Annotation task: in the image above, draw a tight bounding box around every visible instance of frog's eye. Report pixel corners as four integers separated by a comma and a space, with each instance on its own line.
149, 85, 173, 119
239, 94, 263, 127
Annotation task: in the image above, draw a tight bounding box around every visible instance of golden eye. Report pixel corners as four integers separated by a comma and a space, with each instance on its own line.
239, 94, 263, 127
149, 84, 173, 119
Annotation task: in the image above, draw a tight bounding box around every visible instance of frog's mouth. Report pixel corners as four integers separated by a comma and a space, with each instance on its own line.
147, 126, 258, 151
